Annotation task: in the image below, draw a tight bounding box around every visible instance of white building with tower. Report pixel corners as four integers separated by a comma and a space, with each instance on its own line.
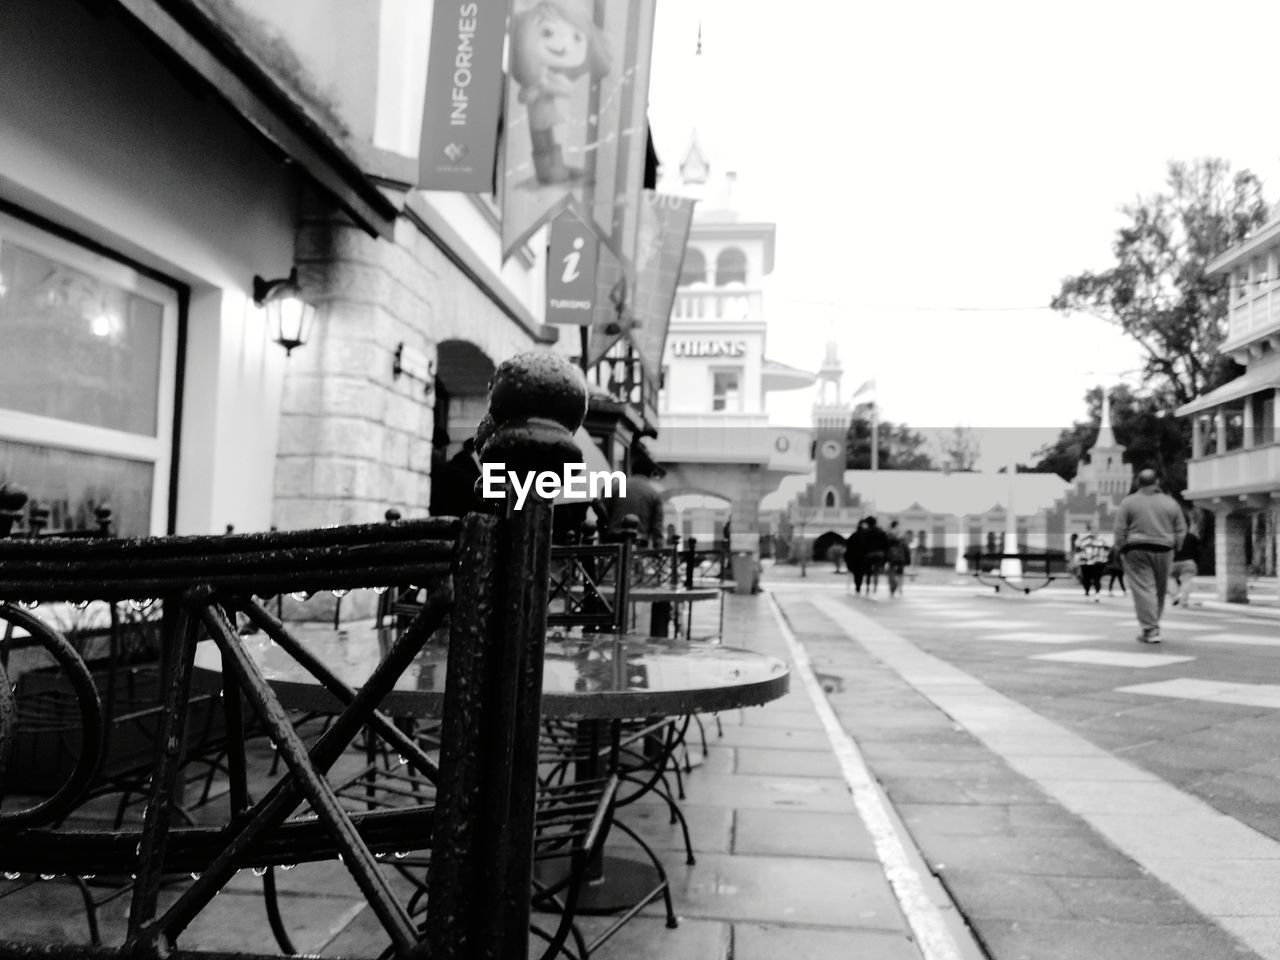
649, 136, 814, 564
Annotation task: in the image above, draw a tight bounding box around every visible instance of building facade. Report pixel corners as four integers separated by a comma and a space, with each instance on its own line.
1176, 207, 1280, 601
765, 375, 1134, 567
649, 141, 813, 554
0, 0, 558, 555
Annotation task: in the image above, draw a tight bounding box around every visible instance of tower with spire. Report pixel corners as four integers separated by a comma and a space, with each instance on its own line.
1074, 389, 1132, 504
808, 340, 855, 509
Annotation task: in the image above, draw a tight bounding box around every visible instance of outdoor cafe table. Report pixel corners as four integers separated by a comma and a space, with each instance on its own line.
192, 621, 788, 721
192, 623, 789, 911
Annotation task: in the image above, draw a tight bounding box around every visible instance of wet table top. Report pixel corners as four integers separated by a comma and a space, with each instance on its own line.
193, 624, 789, 721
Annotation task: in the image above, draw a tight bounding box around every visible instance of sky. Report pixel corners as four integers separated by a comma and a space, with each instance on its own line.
644, 0, 1280, 469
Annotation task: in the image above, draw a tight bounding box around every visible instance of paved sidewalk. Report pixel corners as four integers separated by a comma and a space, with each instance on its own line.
589, 591, 982, 959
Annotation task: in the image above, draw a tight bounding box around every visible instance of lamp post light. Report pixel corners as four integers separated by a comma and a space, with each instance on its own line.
254, 267, 317, 356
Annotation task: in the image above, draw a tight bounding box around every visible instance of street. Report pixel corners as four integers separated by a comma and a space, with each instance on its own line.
772, 571, 1280, 960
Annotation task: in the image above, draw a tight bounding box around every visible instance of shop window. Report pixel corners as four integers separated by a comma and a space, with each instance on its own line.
711, 368, 741, 412
0, 213, 179, 536
715, 247, 747, 286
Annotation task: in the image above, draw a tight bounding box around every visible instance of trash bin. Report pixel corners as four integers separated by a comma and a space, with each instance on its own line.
731, 552, 760, 595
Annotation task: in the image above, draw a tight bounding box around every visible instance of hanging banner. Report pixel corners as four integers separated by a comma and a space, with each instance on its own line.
545, 208, 600, 325
500, 0, 657, 261
627, 192, 697, 377
418, 0, 507, 192
586, 191, 695, 371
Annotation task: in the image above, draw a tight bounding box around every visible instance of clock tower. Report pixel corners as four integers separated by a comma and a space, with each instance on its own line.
811, 340, 854, 508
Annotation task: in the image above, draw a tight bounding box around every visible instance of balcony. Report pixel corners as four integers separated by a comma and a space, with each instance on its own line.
672, 288, 763, 325
1224, 288, 1280, 355
583, 346, 659, 433
1186, 442, 1280, 499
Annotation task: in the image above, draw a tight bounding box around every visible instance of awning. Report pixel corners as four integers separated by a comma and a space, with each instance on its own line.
1175, 365, 1280, 417
762, 358, 816, 392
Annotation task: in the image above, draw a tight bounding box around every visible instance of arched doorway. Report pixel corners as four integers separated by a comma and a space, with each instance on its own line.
812, 530, 846, 567
430, 340, 495, 515
664, 491, 732, 548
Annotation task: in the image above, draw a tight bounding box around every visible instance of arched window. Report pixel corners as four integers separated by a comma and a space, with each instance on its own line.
823, 488, 837, 508
715, 247, 747, 286
679, 248, 706, 287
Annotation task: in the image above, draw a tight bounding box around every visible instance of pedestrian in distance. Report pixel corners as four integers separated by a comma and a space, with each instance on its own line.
1170, 515, 1201, 607
886, 520, 909, 597
862, 516, 889, 595
1073, 522, 1109, 602
1114, 469, 1187, 644
1105, 543, 1126, 595
845, 519, 869, 594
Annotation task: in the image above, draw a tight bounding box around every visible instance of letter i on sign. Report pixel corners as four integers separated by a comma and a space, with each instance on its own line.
561, 238, 583, 283
546, 209, 599, 326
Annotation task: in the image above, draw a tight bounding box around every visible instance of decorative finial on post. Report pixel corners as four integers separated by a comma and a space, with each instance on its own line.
477, 352, 588, 507
0, 484, 28, 538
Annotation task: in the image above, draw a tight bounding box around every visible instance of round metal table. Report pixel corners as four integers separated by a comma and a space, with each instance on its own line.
193, 623, 788, 919
192, 624, 789, 720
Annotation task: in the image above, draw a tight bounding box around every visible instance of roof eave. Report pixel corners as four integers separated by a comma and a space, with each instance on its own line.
112, 0, 401, 239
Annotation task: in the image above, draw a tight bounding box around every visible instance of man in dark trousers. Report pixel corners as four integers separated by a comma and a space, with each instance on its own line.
1114, 469, 1187, 644
845, 519, 869, 594
861, 516, 890, 595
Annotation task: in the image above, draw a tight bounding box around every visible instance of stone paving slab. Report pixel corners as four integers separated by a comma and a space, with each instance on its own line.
733, 922, 922, 960
733, 809, 878, 860
733, 745, 843, 777
651, 853, 907, 930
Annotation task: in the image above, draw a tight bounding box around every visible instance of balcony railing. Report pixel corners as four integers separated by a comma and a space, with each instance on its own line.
1226, 288, 1280, 347
672, 288, 763, 324
1186, 442, 1280, 495
584, 344, 658, 430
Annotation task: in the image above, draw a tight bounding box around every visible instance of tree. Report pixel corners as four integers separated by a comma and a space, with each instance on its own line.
936, 425, 981, 471
1033, 385, 1192, 495
845, 403, 935, 470
1051, 158, 1270, 408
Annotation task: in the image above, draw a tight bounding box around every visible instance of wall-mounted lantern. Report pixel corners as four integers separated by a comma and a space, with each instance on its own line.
253, 267, 316, 356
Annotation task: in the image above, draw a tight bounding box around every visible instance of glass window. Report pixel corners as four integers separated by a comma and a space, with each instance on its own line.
711, 369, 741, 412
0, 213, 179, 537
0, 242, 164, 435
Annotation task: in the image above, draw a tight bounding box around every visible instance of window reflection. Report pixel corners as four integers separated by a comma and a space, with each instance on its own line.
0, 242, 163, 436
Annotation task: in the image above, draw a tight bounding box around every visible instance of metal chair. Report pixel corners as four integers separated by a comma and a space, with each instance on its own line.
0, 352, 583, 960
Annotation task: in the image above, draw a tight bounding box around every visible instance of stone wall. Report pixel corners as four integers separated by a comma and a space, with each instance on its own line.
273, 196, 542, 531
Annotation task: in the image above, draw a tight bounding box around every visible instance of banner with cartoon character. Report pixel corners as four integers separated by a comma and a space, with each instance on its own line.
586, 191, 696, 376
500, 0, 656, 262
418, 1, 507, 191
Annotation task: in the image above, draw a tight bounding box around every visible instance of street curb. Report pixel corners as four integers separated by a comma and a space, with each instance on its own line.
765, 590, 989, 960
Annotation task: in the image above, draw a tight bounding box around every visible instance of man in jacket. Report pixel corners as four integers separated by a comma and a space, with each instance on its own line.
845, 519, 869, 594
1113, 469, 1187, 644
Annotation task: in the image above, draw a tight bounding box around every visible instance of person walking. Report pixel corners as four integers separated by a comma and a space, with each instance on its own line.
1073, 523, 1109, 602
845, 519, 869, 594
862, 516, 889, 595
886, 520, 909, 597
1105, 543, 1126, 595
1114, 469, 1187, 644
1170, 518, 1201, 607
